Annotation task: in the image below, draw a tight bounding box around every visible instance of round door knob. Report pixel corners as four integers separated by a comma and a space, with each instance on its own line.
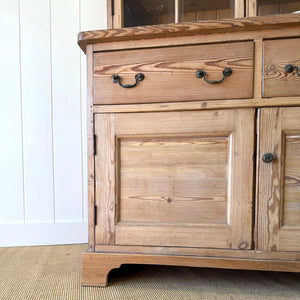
262, 153, 274, 163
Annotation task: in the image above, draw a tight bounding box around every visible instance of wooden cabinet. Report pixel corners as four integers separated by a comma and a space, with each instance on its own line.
107, 0, 300, 28
78, 15, 300, 287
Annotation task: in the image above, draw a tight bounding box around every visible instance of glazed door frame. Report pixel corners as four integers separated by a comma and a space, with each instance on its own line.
107, 0, 245, 29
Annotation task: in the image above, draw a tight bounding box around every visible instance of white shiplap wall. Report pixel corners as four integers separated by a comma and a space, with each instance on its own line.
0, 0, 106, 246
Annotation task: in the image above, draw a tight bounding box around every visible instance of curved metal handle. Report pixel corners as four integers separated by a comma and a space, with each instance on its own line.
262, 153, 274, 163
111, 73, 145, 88
284, 64, 300, 76
195, 67, 232, 84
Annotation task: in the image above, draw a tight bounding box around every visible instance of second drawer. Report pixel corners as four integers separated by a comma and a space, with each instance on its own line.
93, 41, 254, 105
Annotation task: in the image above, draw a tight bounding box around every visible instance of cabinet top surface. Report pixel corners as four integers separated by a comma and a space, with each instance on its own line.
78, 14, 300, 53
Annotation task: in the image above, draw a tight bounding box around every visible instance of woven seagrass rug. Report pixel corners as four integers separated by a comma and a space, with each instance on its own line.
0, 244, 299, 299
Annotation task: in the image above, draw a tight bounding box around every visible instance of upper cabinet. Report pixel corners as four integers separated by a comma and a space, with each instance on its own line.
107, 0, 300, 28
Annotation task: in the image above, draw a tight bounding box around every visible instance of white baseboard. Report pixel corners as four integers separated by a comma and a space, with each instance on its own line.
0, 222, 88, 247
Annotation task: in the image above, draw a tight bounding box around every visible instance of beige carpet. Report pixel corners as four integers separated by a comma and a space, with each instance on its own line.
0, 244, 299, 300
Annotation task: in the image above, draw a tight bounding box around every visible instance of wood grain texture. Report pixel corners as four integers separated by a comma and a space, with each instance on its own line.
78, 14, 300, 53
92, 26, 300, 53
118, 137, 229, 224
94, 41, 253, 104
80, 16, 300, 286
247, 0, 257, 17
106, 0, 113, 29
95, 109, 254, 249
263, 38, 300, 98
94, 114, 116, 245
254, 39, 263, 99
235, 0, 244, 18
283, 134, 300, 226
258, 107, 300, 252
86, 45, 95, 251
82, 252, 300, 286
95, 245, 300, 261
93, 97, 300, 114
113, 0, 123, 29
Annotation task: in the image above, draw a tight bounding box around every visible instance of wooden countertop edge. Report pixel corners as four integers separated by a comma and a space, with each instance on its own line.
78, 14, 300, 53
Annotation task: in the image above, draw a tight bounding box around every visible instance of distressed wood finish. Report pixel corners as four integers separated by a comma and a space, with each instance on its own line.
94, 114, 116, 245
95, 109, 254, 249
258, 107, 300, 252
86, 45, 95, 251
82, 252, 300, 287
94, 41, 253, 105
100, 109, 254, 249
78, 14, 300, 53
263, 38, 300, 98
79, 15, 300, 286
94, 245, 300, 260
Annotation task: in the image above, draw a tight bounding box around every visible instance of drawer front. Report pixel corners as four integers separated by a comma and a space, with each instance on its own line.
263, 38, 300, 98
94, 41, 254, 105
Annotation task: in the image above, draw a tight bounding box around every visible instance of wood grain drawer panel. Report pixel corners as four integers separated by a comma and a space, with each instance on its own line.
94, 41, 254, 105
263, 38, 300, 98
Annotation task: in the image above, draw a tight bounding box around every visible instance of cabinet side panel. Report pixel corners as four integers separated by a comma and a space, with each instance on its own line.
86, 45, 95, 250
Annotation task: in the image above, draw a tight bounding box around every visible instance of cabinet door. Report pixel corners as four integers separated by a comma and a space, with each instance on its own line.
95, 109, 255, 250
258, 107, 300, 251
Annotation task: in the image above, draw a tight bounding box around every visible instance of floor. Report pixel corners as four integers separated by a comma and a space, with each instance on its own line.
0, 244, 299, 299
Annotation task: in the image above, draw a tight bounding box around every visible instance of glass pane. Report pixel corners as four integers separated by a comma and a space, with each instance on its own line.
124, 0, 175, 27
257, 0, 300, 16
180, 0, 235, 22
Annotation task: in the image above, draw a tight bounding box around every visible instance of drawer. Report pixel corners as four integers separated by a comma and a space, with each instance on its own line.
263, 38, 300, 98
93, 41, 254, 105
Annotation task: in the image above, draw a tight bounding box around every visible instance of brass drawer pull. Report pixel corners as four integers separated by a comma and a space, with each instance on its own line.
284, 64, 300, 76
195, 67, 232, 84
111, 73, 145, 88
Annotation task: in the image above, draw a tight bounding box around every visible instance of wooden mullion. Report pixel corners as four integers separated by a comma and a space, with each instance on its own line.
235, 0, 245, 18
175, 0, 182, 23
107, 0, 113, 29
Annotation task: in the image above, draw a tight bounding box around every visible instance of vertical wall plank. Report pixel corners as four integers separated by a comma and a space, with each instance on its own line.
0, 0, 24, 223
51, 0, 83, 222
80, 0, 107, 31
20, 0, 54, 223
80, 0, 107, 222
